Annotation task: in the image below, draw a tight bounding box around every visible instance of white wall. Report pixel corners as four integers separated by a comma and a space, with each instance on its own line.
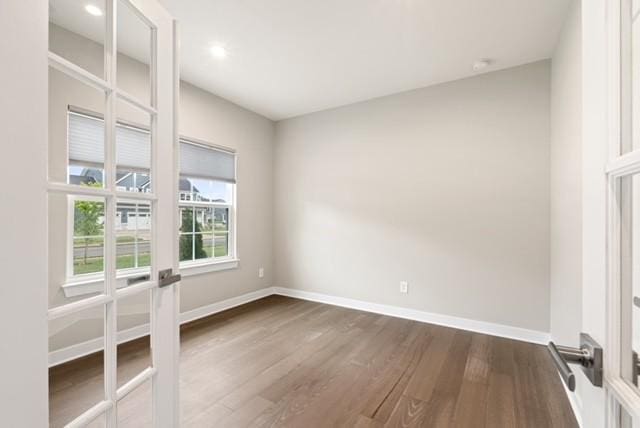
0, 1, 49, 425
48, 25, 275, 351
274, 61, 551, 332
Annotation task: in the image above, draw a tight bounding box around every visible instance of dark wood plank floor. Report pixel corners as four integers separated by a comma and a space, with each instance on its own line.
50, 295, 578, 427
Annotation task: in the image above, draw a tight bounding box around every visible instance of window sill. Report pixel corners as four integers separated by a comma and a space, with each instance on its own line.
62, 269, 150, 298
61, 259, 239, 298
180, 258, 239, 277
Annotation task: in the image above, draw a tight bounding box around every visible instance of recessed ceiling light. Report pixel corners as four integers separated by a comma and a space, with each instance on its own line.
210, 45, 228, 59
85, 4, 103, 16
472, 59, 491, 71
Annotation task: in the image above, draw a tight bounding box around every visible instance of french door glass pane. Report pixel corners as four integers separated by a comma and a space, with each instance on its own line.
116, 200, 152, 271
49, 193, 106, 310
137, 230, 152, 268
622, 0, 640, 153
86, 415, 107, 427
73, 198, 106, 275
116, 98, 152, 193
117, 380, 152, 427
117, 291, 151, 387
49, 66, 106, 186
117, 0, 153, 104
49, 307, 105, 427
620, 173, 640, 391
49, 0, 106, 79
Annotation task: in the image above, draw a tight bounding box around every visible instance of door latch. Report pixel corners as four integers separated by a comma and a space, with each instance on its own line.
158, 268, 181, 287
547, 333, 603, 392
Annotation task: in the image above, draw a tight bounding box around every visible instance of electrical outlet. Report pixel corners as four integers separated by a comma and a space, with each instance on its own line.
400, 281, 408, 294
258, 267, 264, 278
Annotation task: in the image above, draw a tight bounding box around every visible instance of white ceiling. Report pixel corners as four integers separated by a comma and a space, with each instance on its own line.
159, 0, 571, 120
53, 0, 571, 120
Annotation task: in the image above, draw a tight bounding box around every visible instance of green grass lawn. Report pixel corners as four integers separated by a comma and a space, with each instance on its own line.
74, 243, 227, 275
204, 243, 227, 258
74, 253, 150, 275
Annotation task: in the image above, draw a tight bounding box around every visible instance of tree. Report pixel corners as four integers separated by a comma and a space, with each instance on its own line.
74, 198, 104, 265
180, 211, 207, 261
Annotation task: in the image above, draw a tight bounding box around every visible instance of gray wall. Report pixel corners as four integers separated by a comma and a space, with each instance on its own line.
0, 1, 49, 425
274, 61, 551, 332
48, 25, 275, 351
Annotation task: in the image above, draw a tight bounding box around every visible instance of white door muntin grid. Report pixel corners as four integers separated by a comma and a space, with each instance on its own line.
47, 0, 179, 426
605, 0, 640, 424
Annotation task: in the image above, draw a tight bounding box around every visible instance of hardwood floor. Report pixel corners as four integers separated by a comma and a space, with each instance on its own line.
49, 295, 578, 427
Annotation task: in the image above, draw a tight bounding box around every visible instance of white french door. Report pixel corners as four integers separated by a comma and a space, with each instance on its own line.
603, 0, 640, 425
47, 0, 179, 426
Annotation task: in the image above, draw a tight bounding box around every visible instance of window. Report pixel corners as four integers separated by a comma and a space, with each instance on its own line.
66, 111, 236, 282
178, 140, 236, 264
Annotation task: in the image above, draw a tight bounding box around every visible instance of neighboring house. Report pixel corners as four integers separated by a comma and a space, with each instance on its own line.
70, 168, 226, 231
68, 168, 101, 186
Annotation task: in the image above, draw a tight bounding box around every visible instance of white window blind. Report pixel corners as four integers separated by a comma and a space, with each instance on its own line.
180, 141, 236, 183
68, 111, 151, 170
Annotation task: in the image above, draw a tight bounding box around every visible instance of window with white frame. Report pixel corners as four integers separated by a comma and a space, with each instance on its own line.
178, 140, 236, 264
66, 110, 236, 281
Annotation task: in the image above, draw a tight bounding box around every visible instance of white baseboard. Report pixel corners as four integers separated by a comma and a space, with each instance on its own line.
50, 285, 550, 367
272, 287, 550, 345
49, 287, 274, 367
179, 287, 273, 325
